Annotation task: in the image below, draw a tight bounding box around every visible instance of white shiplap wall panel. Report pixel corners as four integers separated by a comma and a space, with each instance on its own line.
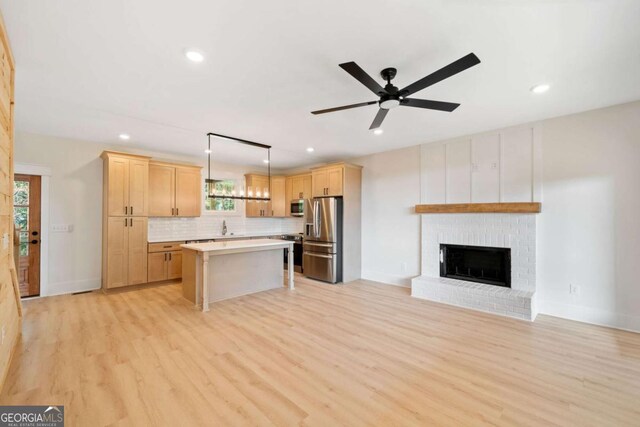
471, 133, 500, 203
501, 127, 534, 202
445, 139, 471, 203
420, 143, 446, 204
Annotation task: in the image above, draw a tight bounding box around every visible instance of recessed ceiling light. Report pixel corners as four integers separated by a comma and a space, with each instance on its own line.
373, 129, 384, 135
263, 159, 270, 164
185, 49, 204, 63
204, 149, 212, 154
530, 84, 550, 94
119, 134, 130, 140
306, 147, 315, 153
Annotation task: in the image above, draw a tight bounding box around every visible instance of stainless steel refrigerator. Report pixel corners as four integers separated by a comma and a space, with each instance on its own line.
303, 197, 343, 283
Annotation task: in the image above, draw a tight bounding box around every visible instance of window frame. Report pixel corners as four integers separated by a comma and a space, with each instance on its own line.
201, 172, 244, 217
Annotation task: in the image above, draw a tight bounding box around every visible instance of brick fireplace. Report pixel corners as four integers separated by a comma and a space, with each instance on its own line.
412, 210, 538, 321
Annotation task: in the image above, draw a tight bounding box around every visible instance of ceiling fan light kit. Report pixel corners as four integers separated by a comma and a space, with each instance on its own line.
312, 53, 481, 129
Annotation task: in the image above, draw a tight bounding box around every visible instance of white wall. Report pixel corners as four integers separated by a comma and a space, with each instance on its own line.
14, 132, 300, 296
354, 146, 421, 287
356, 100, 640, 331
537, 101, 640, 331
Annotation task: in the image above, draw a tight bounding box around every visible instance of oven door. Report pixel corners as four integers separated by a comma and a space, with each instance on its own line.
284, 243, 303, 273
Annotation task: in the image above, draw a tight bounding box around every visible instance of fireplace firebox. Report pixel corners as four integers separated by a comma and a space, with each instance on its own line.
439, 244, 511, 288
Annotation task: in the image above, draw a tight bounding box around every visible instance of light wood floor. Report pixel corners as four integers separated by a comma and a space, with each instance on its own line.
2, 277, 640, 426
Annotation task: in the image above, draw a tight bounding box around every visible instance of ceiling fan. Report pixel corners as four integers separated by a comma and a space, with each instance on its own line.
311, 53, 481, 130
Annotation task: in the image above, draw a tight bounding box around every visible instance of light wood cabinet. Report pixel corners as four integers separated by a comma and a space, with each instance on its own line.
285, 174, 312, 216
312, 165, 344, 197
127, 217, 149, 285
147, 252, 168, 283
103, 152, 149, 216
149, 162, 202, 217
147, 241, 182, 283
102, 152, 151, 290
104, 216, 148, 289
176, 167, 201, 217
270, 176, 286, 217
105, 217, 128, 288
245, 174, 272, 217
148, 164, 175, 216
167, 251, 182, 280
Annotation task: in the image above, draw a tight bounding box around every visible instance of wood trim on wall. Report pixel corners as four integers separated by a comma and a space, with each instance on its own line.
415, 202, 541, 214
0, 5, 19, 394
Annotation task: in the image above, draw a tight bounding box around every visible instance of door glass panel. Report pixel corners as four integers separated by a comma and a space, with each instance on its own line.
13, 180, 29, 205
14, 207, 29, 230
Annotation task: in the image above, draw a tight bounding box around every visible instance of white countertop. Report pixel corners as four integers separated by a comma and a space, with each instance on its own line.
181, 238, 293, 254
148, 232, 284, 243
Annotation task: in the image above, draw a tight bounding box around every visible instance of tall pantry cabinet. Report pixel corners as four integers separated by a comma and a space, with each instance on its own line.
101, 151, 150, 289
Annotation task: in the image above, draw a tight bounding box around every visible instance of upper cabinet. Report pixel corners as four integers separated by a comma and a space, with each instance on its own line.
175, 166, 202, 217
312, 165, 344, 197
245, 174, 271, 217
285, 173, 312, 215
149, 161, 202, 217
270, 176, 287, 217
102, 152, 150, 216
288, 174, 312, 200
420, 126, 540, 204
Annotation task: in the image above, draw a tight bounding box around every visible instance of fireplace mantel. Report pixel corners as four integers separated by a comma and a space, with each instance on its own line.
415, 202, 541, 214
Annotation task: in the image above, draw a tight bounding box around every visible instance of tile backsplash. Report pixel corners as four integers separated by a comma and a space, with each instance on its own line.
148, 215, 305, 241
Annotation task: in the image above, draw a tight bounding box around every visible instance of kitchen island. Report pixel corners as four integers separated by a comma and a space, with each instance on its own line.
181, 239, 294, 312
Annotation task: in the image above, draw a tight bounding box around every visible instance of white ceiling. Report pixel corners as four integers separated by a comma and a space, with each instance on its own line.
2, 0, 639, 168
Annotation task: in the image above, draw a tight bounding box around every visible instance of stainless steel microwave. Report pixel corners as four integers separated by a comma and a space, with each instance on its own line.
290, 199, 305, 217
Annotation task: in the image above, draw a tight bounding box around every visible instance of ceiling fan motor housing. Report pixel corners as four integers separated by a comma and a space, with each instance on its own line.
379, 93, 401, 109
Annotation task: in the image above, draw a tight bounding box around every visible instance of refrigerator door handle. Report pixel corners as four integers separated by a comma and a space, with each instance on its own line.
314, 199, 321, 239
304, 251, 333, 259
304, 242, 334, 248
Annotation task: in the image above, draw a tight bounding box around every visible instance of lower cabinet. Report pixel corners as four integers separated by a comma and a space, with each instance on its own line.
104, 216, 148, 289
147, 241, 183, 282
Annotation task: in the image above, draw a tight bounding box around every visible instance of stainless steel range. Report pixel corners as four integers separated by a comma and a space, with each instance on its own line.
280, 233, 303, 273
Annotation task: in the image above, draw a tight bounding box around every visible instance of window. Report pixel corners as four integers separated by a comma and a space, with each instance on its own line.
204, 179, 237, 213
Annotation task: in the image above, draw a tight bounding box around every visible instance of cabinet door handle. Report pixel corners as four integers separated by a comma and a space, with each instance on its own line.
124, 218, 128, 227
130, 218, 133, 227
169, 253, 172, 261
176, 208, 179, 216
130, 206, 133, 215
125, 206, 128, 215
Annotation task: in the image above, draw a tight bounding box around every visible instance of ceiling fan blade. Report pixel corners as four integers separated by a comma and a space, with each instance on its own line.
339, 62, 386, 95
369, 108, 388, 130
401, 98, 460, 112
311, 101, 377, 115
400, 53, 481, 97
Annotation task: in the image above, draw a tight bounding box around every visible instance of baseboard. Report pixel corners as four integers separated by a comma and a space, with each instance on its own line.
539, 300, 640, 333
44, 278, 101, 297
361, 270, 412, 288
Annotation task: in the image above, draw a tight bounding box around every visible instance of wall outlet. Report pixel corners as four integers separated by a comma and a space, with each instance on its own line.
569, 284, 580, 295
2, 233, 8, 249
52, 224, 73, 233
1, 325, 5, 346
